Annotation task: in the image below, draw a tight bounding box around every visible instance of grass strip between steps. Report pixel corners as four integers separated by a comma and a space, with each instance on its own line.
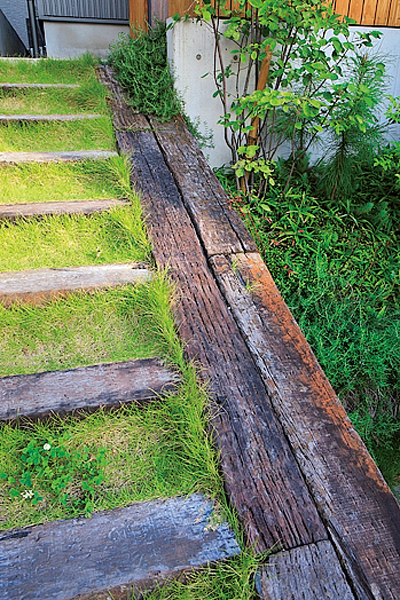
0, 157, 132, 205
0, 118, 115, 152
0, 275, 222, 529
0, 81, 108, 116
0, 202, 150, 271
0, 54, 101, 85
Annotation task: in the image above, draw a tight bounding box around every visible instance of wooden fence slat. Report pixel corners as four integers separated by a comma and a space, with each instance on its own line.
0, 494, 240, 600
258, 541, 356, 600
0, 199, 128, 220
0, 358, 179, 421
209, 251, 400, 600
375, 0, 392, 24
149, 116, 257, 257
0, 263, 151, 306
361, 0, 378, 23
389, 0, 400, 26
333, 0, 351, 17
129, 0, 148, 30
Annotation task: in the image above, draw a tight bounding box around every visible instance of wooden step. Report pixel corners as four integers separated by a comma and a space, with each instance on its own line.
0, 494, 240, 600
0, 113, 102, 122
0, 199, 129, 220
0, 263, 151, 306
0, 150, 118, 164
0, 82, 80, 89
0, 357, 179, 421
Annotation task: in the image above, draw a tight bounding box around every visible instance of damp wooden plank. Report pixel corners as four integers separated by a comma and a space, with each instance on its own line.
0, 113, 102, 122
0, 494, 240, 600
149, 114, 257, 258
0, 199, 128, 220
0, 82, 80, 89
0, 150, 118, 164
258, 541, 356, 600
0, 357, 179, 421
210, 251, 400, 600
0, 263, 151, 305
114, 123, 326, 553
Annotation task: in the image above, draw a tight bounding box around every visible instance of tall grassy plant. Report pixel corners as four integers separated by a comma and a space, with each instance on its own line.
108, 25, 181, 122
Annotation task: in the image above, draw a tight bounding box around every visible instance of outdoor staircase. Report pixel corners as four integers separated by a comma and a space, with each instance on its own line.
0, 67, 240, 600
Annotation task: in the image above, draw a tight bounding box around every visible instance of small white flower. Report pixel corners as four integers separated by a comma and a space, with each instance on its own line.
21, 489, 34, 499
43, 443, 51, 451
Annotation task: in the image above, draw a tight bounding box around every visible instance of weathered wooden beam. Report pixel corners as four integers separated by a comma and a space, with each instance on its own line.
258, 541, 356, 600
0, 263, 151, 306
0, 150, 118, 164
0, 199, 128, 220
112, 127, 326, 552
149, 115, 257, 257
0, 357, 179, 421
209, 251, 400, 600
0, 494, 240, 600
0, 83, 80, 89
0, 113, 102, 122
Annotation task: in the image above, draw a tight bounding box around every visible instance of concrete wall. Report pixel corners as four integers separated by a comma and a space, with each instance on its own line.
0, 0, 29, 48
168, 19, 400, 168
44, 21, 129, 58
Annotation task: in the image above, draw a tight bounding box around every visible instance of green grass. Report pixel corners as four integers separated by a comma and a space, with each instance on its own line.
0, 277, 222, 529
0, 54, 100, 85
146, 549, 264, 600
0, 157, 132, 205
0, 118, 115, 152
0, 203, 150, 272
0, 80, 108, 115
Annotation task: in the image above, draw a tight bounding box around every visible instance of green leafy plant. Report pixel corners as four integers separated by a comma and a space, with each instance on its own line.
108, 24, 181, 122
1, 440, 107, 515
200, 0, 384, 195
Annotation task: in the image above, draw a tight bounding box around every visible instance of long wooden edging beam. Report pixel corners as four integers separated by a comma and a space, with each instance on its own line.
100, 66, 400, 600
0, 199, 128, 220
0, 494, 240, 600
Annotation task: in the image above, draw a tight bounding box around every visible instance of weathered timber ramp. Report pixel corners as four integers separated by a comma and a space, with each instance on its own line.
101, 66, 400, 600
0, 494, 240, 600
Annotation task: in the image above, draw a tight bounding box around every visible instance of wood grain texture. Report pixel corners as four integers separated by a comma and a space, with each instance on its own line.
0, 199, 128, 220
114, 123, 326, 553
0, 358, 179, 421
0, 83, 80, 89
361, 0, 377, 23
149, 115, 257, 258
0, 150, 118, 164
129, 0, 148, 30
210, 251, 400, 600
0, 494, 240, 600
0, 114, 102, 122
0, 263, 151, 305
375, 0, 392, 24
258, 541, 356, 600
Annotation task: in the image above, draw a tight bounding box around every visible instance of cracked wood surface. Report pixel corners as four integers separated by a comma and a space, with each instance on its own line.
0, 263, 151, 305
113, 126, 326, 551
0, 358, 179, 421
101, 66, 400, 600
0, 494, 240, 600
210, 251, 400, 599
0, 199, 128, 220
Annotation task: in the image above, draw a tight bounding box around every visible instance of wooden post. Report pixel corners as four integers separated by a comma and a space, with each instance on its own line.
129, 0, 148, 32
